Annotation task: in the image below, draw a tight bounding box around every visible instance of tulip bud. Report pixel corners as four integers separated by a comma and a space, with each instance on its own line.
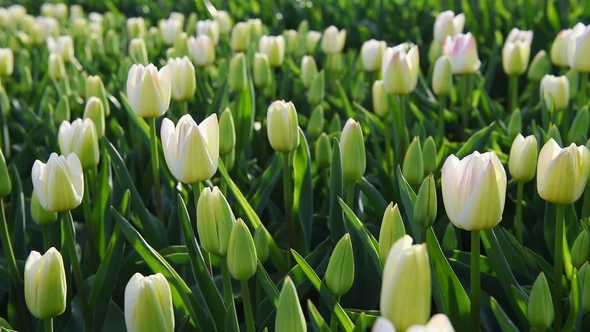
443, 32, 481, 74
527, 50, 551, 82
167, 56, 196, 101
361, 39, 386, 72
507, 109, 522, 139
219, 108, 236, 155
214, 11, 232, 35
54, 94, 70, 126
83, 97, 105, 138
127, 17, 147, 39
307, 70, 325, 106
442, 222, 458, 251
0, 48, 14, 77
340, 118, 366, 183
276, 276, 306, 332
188, 35, 215, 67
570, 25, 590, 73
402, 137, 424, 186
540, 75, 569, 112
414, 174, 437, 229
196, 186, 236, 257
546, 125, 562, 146
306, 105, 324, 139
306, 30, 322, 53
315, 133, 331, 168
47, 36, 74, 63
254, 53, 272, 88
321, 26, 346, 55
382, 44, 420, 95
31, 153, 84, 212
229, 53, 248, 93
537, 139, 590, 205
571, 230, 590, 270
283, 29, 299, 55
329, 113, 342, 134
159, 18, 182, 46
267, 100, 300, 153
58, 118, 99, 170
568, 107, 590, 144
372, 80, 390, 118
259, 35, 285, 67
325, 234, 355, 296
227, 218, 257, 281
422, 136, 437, 175
85, 75, 110, 116
247, 18, 263, 37
48, 53, 66, 81
381, 236, 431, 331
230, 22, 251, 52
579, 262, 590, 314
433, 11, 465, 42
301, 55, 318, 89
24, 247, 67, 319
432, 55, 453, 96
441, 151, 507, 230
104, 30, 121, 57
378, 203, 406, 265
0, 148, 10, 198
508, 134, 537, 183
528, 272, 553, 331
128, 38, 148, 65
197, 20, 220, 45
125, 273, 174, 332
126, 64, 172, 118
254, 227, 269, 264
502, 28, 533, 76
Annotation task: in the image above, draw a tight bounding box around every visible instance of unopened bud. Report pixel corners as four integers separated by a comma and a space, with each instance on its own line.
306, 105, 324, 139
307, 70, 325, 106
414, 173, 437, 229
372, 80, 389, 118
315, 133, 331, 168
528, 272, 553, 331
378, 203, 405, 265
229, 53, 248, 93
402, 137, 424, 186
571, 230, 590, 270
422, 136, 437, 175
227, 218, 257, 281
324, 234, 354, 296
219, 108, 236, 155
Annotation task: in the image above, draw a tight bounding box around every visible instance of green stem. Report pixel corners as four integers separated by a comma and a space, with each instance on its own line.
579, 72, 588, 108
383, 116, 393, 175
582, 189, 590, 220
149, 117, 164, 222
283, 152, 296, 253
461, 74, 473, 139
515, 182, 524, 245
44, 318, 53, 332
241, 280, 255, 332
330, 294, 341, 331
508, 75, 518, 113
42, 225, 51, 251
220, 154, 229, 195
62, 211, 92, 332
554, 204, 565, 331
219, 256, 234, 306
347, 182, 355, 211
82, 171, 98, 271
471, 230, 480, 332
398, 94, 408, 161
438, 95, 446, 144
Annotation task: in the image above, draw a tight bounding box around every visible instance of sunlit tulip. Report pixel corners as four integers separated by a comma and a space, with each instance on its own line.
24, 248, 66, 319
321, 26, 346, 54
569, 25, 590, 73
31, 153, 84, 212
126, 63, 171, 118
230, 22, 251, 52
0, 48, 14, 77
441, 151, 507, 230
433, 10, 465, 42
443, 32, 480, 74
188, 34, 215, 67
340, 118, 366, 182
432, 55, 453, 96
8, 5, 26, 23
127, 17, 146, 39
361, 39, 386, 72
406, 314, 455, 332
259, 35, 285, 67
48, 53, 65, 81
502, 28, 533, 76
83, 97, 105, 138
0, 9, 12, 29
550, 23, 585, 67
32, 17, 59, 43
128, 38, 148, 65
215, 11, 232, 34
159, 18, 182, 45
197, 186, 236, 256
58, 118, 99, 169
47, 35, 74, 63
54, 3, 67, 21
196, 19, 220, 45
168, 56, 196, 101
227, 218, 257, 280
301, 55, 318, 88
540, 74, 569, 111
124, 273, 174, 332
267, 100, 300, 153
247, 18, 263, 36
275, 276, 307, 332
372, 80, 389, 117
508, 134, 538, 182
381, 44, 420, 95
306, 30, 322, 53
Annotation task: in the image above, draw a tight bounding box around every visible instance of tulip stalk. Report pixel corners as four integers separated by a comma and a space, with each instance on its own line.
43, 225, 51, 251
397, 94, 409, 161
282, 152, 296, 255
438, 95, 447, 144
515, 182, 524, 245
508, 75, 518, 113
554, 204, 565, 331
579, 73, 588, 108
220, 256, 235, 307
471, 230, 480, 332
45, 318, 53, 332
82, 170, 99, 271
241, 280, 255, 332
148, 117, 164, 222
460, 74, 473, 138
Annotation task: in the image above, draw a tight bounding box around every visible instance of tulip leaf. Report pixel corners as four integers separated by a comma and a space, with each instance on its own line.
248, 153, 282, 216
224, 303, 239, 332
177, 194, 226, 331
352, 313, 367, 332
7, 165, 26, 260
92, 145, 113, 258
455, 122, 495, 159
290, 250, 355, 331
111, 208, 211, 332
328, 138, 345, 247
206, 77, 228, 117
336, 82, 355, 119
357, 177, 388, 211
218, 160, 289, 274
490, 297, 520, 332
293, 128, 313, 254
234, 64, 255, 156
563, 268, 583, 331
118, 92, 150, 142
307, 300, 331, 332
396, 165, 421, 241
426, 228, 471, 331
255, 263, 280, 308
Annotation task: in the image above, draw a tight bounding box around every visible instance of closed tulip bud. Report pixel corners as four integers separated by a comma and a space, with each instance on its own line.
254, 227, 269, 264
227, 218, 257, 280
381, 236, 431, 331
307, 70, 325, 106
502, 28, 533, 76
570, 25, 590, 72
48, 53, 65, 81
247, 18, 263, 37
340, 118, 366, 182
432, 55, 453, 96
443, 33, 481, 74
197, 19, 220, 45
41, 3, 55, 17
306, 30, 322, 53
159, 18, 182, 46
321, 26, 346, 54
219, 108, 236, 155
378, 203, 406, 265
325, 234, 355, 296
254, 53, 272, 88
126, 63, 171, 118
571, 230, 590, 269
540, 75, 569, 111
442, 151, 507, 230
24, 248, 66, 319
276, 276, 307, 332
306, 105, 324, 139
568, 107, 589, 144
197, 186, 236, 256
105, 30, 121, 56
527, 50, 551, 82
259, 35, 285, 67
403, 137, 424, 185
283, 29, 299, 55
580, 263, 590, 314
422, 136, 437, 175
125, 273, 174, 332
507, 109, 522, 139
83, 97, 105, 138
31, 153, 84, 212
146, 27, 161, 50
58, 119, 99, 169
550, 23, 585, 67
188, 35, 215, 67
54, 3, 67, 21
528, 272, 553, 331
267, 100, 300, 153
47, 36, 74, 63
0, 48, 13, 77
371, 80, 389, 118
127, 17, 146, 39
54, 94, 70, 125
128, 38, 148, 65
161, 114, 219, 184
508, 134, 537, 183
0, 148, 10, 198
301, 55, 318, 88
537, 139, 590, 204
315, 133, 331, 168
442, 222, 458, 251
329, 113, 342, 134
414, 174, 437, 229
30, 191, 57, 226
168, 56, 196, 101
382, 44, 420, 95
361, 39, 386, 72
85, 75, 110, 116
214, 11, 232, 35
230, 22, 251, 52
169, 12, 184, 24
229, 53, 248, 93
172, 32, 189, 58
433, 11, 465, 42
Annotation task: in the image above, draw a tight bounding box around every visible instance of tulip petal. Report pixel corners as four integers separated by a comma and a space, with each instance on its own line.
199, 114, 219, 169
160, 117, 177, 173
441, 155, 461, 227
158, 65, 172, 111
537, 139, 561, 197
539, 148, 577, 204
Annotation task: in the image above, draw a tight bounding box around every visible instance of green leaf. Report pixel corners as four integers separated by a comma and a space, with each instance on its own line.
7, 166, 26, 260
293, 128, 313, 254
92, 145, 113, 258
207, 78, 228, 117
358, 177, 388, 211
307, 300, 331, 332
336, 82, 355, 119
256, 263, 280, 308
328, 138, 345, 247
395, 165, 421, 240
563, 268, 582, 331
455, 122, 495, 159
352, 312, 367, 332
234, 63, 255, 156
490, 297, 520, 332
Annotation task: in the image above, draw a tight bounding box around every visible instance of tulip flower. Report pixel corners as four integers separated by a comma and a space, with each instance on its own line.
168, 56, 196, 101
276, 276, 307, 332
315, 133, 331, 168
540, 74, 569, 111
301, 55, 318, 88
508, 134, 538, 183
406, 314, 455, 332
306, 30, 322, 53
31, 153, 84, 212
254, 53, 272, 88
227, 218, 257, 281
569, 25, 590, 72
83, 97, 105, 138
24, 247, 67, 319
283, 29, 299, 55
402, 137, 424, 185
267, 100, 300, 153
528, 273, 553, 331
414, 174, 437, 229
161, 113, 219, 184
528, 50, 551, 82
443, 33, 481, 74
324, 234, 355, 296
441, 151, 506, 230
48, 53, 65, 81
126, 63, 171, 118
433, 10, 465, 42
196, 19, 220, 45
124, 273, 174, 332
550, 23, 585, 67
259, 35, 285, 67
188, 34, 215, 67
219, 108, 236, 156
229, 52, 248, 93
340, 118, 366, 183
127, 17, 147, 39
47, 36, 74, 63
158, 18, 182, 46
321, 25, 346, 54
502, 28, 533, 76
214, 11, 232, 34
196, 186, 236, 256
247, 18, 263, 36
361, 39, 386, 72
230, 22, 251, 52
128, 38, 148, 65
381, 44, 420, 95
58, 118, 99, 170
372, 80, 389, 117
30, 191, 57, 226
378, 203, 406, 264
432, 55, 453, 96
380, 235, 431, 331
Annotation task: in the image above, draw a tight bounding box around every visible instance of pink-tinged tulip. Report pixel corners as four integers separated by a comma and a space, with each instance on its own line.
433, 10, 465, 42
537, 138, 590, 205
441, 151, 507, 230
502, 28, 534, 76
550, 23, 585, 67
443, 33, 481, 74
126, 63, 171, 118
569, 25, 590, 73
381, 44, 420, 95
540, 74, 569, 111
361, 39, 387, 72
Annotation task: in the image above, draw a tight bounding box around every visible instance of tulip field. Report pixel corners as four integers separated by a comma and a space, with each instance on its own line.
2, 0, 590, 331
